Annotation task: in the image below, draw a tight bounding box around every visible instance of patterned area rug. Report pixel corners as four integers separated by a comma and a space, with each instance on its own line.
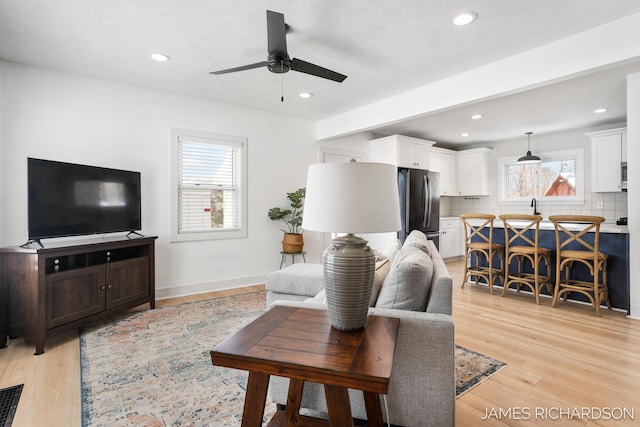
80, 291, 505, 426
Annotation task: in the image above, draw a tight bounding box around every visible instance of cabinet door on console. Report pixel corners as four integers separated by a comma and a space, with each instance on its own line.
46, 266, 106, 329
105, 257, 150, 309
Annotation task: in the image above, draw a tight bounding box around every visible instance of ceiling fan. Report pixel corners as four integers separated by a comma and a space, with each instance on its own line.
210, 10, 347, 83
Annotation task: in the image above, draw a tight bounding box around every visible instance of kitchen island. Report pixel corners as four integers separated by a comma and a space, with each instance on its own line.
470, 219, 629, 312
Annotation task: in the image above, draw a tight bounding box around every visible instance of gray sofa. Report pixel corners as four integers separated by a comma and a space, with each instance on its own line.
265, 231, 455, 427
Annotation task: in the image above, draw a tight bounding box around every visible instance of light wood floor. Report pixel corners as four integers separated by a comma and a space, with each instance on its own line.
1, 265, 639, 426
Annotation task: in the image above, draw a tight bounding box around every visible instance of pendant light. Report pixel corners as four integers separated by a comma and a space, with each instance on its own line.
517, 131, 541, 164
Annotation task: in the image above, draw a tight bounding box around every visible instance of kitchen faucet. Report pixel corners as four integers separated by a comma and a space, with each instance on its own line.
531, 198, 540, 215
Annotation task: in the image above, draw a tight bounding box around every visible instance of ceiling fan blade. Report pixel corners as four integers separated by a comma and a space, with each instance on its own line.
290, 58, 347, 83
266, 10, 287, 55
209, 61, 268, 75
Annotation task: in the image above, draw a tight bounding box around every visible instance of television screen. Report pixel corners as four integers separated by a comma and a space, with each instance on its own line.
27, 158, 142, 240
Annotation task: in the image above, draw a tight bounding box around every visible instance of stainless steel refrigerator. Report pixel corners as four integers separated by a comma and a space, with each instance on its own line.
398, 168, 440, 248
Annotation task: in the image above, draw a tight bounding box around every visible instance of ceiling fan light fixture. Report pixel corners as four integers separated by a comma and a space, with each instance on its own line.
453, 12, 478, 26
517, 132, 541, 164
150, 53, 171, 62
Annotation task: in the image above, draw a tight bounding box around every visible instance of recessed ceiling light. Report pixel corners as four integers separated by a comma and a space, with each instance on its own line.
594, 108, 608, 114
453, 12, 478, 26
461, 132, 470, 137
299, 92, 313, 99
151, 53, 171, 62
471, 114, 483, 120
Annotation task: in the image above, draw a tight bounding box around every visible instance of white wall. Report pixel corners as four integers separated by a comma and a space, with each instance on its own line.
0, 61, 319, 298
0, 61, 3, 244
627, 73, 640, 319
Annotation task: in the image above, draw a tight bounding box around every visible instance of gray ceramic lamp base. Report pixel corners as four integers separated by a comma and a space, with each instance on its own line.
323, 234, 375, 330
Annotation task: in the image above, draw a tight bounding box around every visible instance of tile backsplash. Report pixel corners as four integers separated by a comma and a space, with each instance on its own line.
441, 192, 628, 223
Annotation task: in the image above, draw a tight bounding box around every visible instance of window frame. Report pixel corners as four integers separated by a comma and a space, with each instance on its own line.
498, 148, 584, 205
170, 128, 248, 242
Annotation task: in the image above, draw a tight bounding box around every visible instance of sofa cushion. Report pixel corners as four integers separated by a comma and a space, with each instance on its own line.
305, 289, 327, 304
265, 263, 324, 297
375, 246, 434, 311
403, 230, 431, 256
370, 258, 391, 306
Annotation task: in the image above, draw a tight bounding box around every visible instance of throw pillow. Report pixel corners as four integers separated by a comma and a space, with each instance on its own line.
369, 258, 391, 306
375, 246, 434, 311
403, 230, 431, 256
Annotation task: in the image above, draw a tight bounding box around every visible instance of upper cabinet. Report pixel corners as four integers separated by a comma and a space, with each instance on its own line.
369, 135, 491, 196
455, 147, 491, 196
430, 147, 457, 196
586, 127, 627, 192
369, 135, 435, 170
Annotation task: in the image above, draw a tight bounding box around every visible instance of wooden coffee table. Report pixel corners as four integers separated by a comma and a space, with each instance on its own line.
210, 305, 399, 427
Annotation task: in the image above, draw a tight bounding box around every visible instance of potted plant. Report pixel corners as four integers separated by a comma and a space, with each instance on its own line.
268, 188, 306, 253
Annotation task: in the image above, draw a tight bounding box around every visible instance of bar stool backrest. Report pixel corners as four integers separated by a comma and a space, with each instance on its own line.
499, 214, 543, 253
548, 215, 605, 255
459, 214, 496, 246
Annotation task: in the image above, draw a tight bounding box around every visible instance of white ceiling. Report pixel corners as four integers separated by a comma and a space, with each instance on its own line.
2, 0, 640, 146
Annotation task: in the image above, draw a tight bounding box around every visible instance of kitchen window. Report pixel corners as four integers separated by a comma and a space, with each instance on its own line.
171, 129, 247, 241
499, 149, 584, 203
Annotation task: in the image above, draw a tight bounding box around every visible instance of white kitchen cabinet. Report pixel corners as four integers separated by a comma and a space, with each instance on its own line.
369, 135, 435, 169
430, 147, 457, 196
453, 218, 464, 257
439, 219, 455, 258
455, 147, 491, 196
439, 218, 463, 258
586, 127, 627, 192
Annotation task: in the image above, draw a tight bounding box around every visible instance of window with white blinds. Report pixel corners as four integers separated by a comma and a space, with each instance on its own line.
171, 129, 247, 241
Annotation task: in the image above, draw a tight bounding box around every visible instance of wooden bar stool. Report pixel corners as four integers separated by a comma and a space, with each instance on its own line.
499, 214, 553, 304
548, 215, 611, 316
459, 214, 504, 295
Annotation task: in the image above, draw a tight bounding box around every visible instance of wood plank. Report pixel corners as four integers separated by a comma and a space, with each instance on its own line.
211, 305, 296, 356
349, 315, 398, 379
245, 344, 354, 371
285, 378, 304, 425
363, 391, 384, 427
268, 324, 362, 348
241, 371, 270, 427
256, 335, 358, 359
324, 384, 354, 426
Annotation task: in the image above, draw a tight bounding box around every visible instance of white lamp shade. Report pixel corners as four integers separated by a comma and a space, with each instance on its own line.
302, 162, 401, 234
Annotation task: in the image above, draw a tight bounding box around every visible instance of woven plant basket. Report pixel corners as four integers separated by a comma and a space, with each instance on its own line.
282, 233, 304, 253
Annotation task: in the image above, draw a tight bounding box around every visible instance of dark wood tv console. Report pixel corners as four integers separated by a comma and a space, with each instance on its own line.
0, 235, 157, 354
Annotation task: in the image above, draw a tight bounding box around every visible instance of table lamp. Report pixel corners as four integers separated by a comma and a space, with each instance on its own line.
302, 162, 401, 330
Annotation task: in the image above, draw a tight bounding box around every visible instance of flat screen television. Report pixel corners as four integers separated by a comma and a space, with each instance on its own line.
27, 158, 142, 242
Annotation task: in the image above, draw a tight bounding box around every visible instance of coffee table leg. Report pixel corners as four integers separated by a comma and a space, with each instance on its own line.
285, 378, 305, 424
241, 371, 270, 427
363, 391, 384, 427
324, 385, 354, 426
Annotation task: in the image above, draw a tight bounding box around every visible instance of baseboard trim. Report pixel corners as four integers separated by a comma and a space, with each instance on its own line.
628, 303, 640, 320
156, 273, 268, 300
